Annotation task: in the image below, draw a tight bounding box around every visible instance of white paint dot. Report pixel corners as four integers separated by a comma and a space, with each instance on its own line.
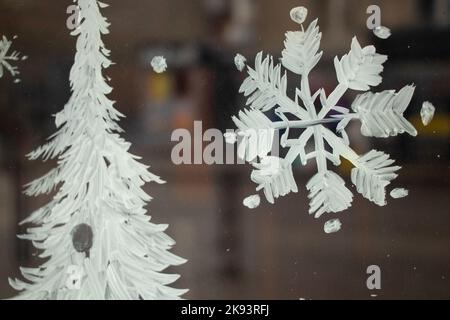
290, 6, 308, 24
243, 195, 261, 209
324, 219, 342, 234
373, 26, 391, 39
224, 132, 237, 144
234, 54, 247, 72
421, 101, 436, 126
151, 56, 167, 74
390, 188, 409, 199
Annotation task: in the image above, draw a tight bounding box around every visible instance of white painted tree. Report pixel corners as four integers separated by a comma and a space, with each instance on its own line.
229, 7, 417, 225
9, 0, 187, 299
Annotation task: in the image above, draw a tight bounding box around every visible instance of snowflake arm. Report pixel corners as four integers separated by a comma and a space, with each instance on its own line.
232, 109, 275, 162
251, 156, 298, 204
351, 85, 418, 137
281, 18, 323, 76
320, 127, 400, 206
306, 170, 353, 218
319, 37, 388, 119
240, 52, 309, 119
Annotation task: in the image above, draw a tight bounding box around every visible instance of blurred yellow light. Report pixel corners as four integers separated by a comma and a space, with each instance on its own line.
411, 115, 450, 136
147, 73, 172, 102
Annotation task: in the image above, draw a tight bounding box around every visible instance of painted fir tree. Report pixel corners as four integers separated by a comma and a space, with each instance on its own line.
9, 0, 187, 300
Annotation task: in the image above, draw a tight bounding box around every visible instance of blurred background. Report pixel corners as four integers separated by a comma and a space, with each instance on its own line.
0, 0, 449, 299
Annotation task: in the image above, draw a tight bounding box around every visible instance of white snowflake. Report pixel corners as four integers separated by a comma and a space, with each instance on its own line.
229, 8, 417, 222
0, 35, 23, 79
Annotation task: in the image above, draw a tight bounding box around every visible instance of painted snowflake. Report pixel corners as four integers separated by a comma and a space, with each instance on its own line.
228, 7, 417, 222
0, 35, 25, 80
